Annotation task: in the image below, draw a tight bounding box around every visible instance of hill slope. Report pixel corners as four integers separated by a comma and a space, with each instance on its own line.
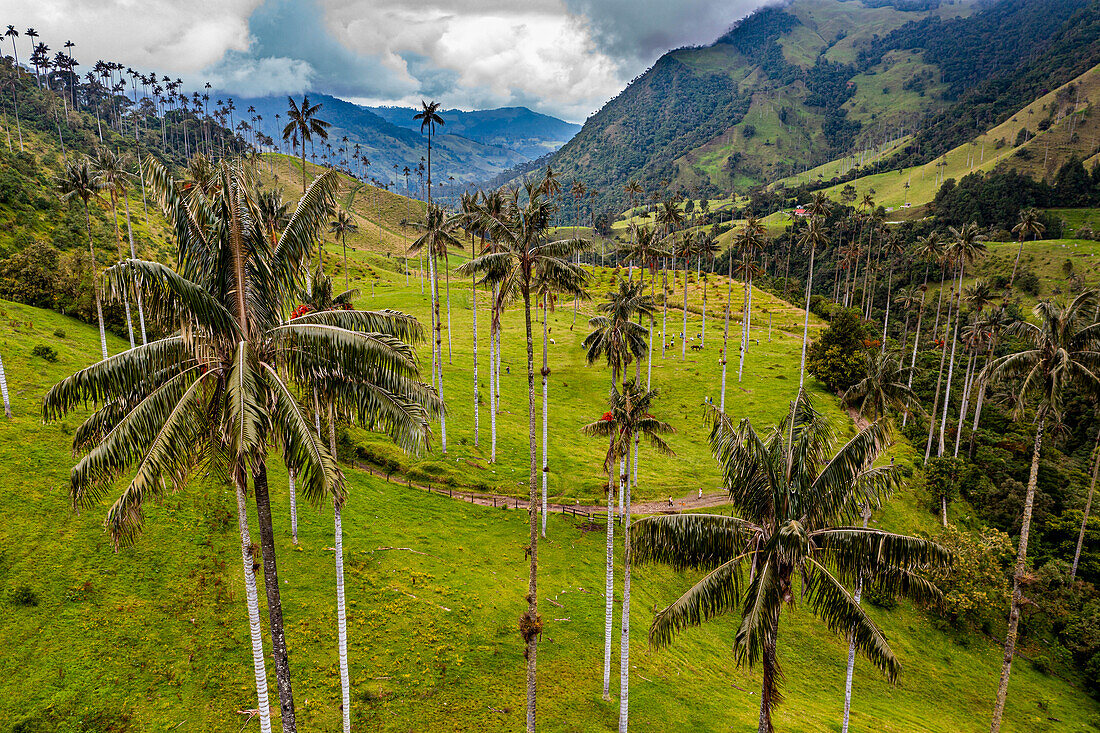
545, 0, 1100, 213
240, 94, 573, 188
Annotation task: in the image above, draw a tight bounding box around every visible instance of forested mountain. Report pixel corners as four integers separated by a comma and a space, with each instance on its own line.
237, 94, 575, 190
544, 0, 1100, 213
368, 105, 579, 160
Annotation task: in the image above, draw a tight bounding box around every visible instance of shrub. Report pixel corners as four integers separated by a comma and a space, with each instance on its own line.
807, 307, 868, 392
864, 583, 898, 611
31, 345, 57, 363
1015, 270, 1041, 296
8, 584, 39, 607
52, 329, 65, 339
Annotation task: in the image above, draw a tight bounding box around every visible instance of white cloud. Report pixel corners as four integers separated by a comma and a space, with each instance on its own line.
206, 54, 315, 97
4, 0, 263, 71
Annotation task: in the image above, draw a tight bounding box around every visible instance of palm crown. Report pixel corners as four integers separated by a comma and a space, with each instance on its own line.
631, 392, 949, 731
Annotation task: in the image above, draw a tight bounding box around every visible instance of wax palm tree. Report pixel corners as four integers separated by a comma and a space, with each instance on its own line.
936, 224, 986, 456
1009, 208, 1045, 287
581, 379, 673, 733
656, 198, 685, 353
879, 232, 906, 351
632, 392, 949, 733
57, 159, 108, 360
796, 216, 829, 388
414, 101, 444, 207
409, 203, 464, 455
843, 351, 920, 424
282, 95, 330, 193
696, 231, 720, 349
92, 148, 138, 348
327, 208, 358, 292
581, 277, 655, 699
673, 229, 696, 361
735, 215, 766, 381
45, 157, 438, 733
893, 285, 920, 353
459, 182, 588, 732
985, 291, 1100, 732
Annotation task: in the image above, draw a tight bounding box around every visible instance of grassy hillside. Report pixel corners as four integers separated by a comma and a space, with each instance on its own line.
4, 277, 1099, 732
809, 61, 1100, 213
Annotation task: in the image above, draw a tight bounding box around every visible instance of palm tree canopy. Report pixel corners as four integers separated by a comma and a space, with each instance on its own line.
986, 290, 1100, 420
581, 379, 674, 472
414, 100, 445, 135
43, 157, 440, 546
842, 351, 922, 423
632, 392, 949, 681
581, 278, 655, 377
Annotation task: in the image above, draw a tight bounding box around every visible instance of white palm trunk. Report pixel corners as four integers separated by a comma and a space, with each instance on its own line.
738, 276, 748, 383
429, 249, 447, 453
235, 478, 273, 733
122, 187, 147, 345
681, 259, 688, 360
721, 305, 729, 413
881, 264, 894, 352
473, 277, 479, 447
288, 468, 299, 544
701, 272, 707, 347
937, 264, 964, 457
661, 266, 667, 357
0, 350, 11, 418
798, 245, 817, 389
541, 301, 549, 538
446, 262, 453, 364
489, 311, 497, 463
335, 504, 350, 733
619, 439, 633, 733
1072, 431, 1100, 579
954, 352, 975, 457
841, 510, 871, 733
602, 439, 615, 700
903, 285, 928, 427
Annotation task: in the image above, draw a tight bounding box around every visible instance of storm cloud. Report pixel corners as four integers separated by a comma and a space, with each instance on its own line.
6, 0, 770, 121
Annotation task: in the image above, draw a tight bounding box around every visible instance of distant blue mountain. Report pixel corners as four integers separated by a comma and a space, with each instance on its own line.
368, 106, 580, 160
232, 93, 576, 187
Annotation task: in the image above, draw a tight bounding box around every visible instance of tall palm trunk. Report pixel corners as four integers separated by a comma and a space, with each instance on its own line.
619, 435, 633, 733
253, 463, 297, 732
681, 256, 689, 360
429, 248, 447, 453
797, 244, 817, 389
602, 367, 617, 701
701, 269, 707, 347
121, 187, 147, 344
235, 469, 273, 733
661, 264, 668, 357
445, 253, 453, 363
541, 300, 550, 538
881, 260, 895, 351
841, 510, 871, 732
490, 298, 498, 463
473, 275, 480, 448
1071, 428, 1100, 580
107, 191, 136, 349
522, 287, 540, 733
738, 270, 749, 383
954, 351, 975, 457
288, 468, 299, 544
327, 405, 350, 733
937, 262, 964, 457
903, 274, 929, 427
990, 412, 1046, 733
721, 253, 732, 414
1009, 236, 1025, 287
81, 202, 109, 360
924, 277, 956, 465
0, 350, 9, 418
968, 354, 990, 460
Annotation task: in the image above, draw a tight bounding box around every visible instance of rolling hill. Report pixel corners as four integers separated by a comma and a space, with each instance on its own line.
543, 0, 1100, 214
238, 93, 576, 189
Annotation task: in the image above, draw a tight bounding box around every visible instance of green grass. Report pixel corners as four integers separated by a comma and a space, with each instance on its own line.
3, 291, 1098, 732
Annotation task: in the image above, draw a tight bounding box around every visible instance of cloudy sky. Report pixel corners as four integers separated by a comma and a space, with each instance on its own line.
8, 0, 768, 121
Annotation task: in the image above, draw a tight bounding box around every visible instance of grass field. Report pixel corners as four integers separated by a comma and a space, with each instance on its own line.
2, 161, 1099, 731
3, 292, 1099, 733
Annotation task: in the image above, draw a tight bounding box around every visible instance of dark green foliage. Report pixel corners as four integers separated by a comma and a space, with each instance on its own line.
864, 583, 899, 611
30, 345, 58, 363
929, 168, 1084, 232
807, 307, 868, 392
924, 456, 964, 513
1015, 270, 1041, 296
8, 584, 39, 607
